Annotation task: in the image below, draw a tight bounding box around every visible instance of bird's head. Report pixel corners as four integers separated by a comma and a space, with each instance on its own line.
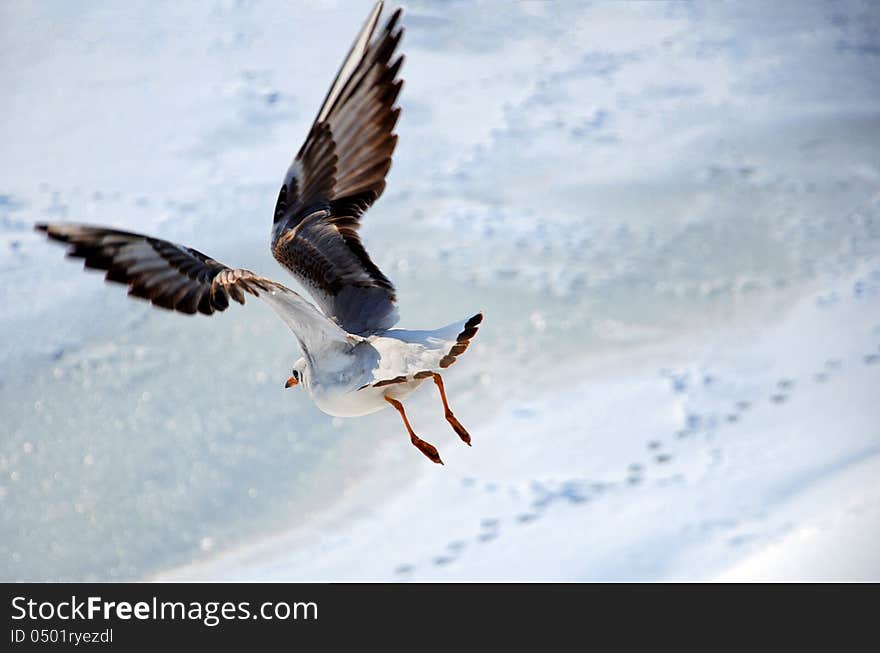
285, 357, 307, 389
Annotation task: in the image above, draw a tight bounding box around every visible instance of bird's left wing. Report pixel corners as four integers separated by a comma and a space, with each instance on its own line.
36, 223, 354, 360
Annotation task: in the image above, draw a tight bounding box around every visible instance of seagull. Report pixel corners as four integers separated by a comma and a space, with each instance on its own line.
35, 1, 481, 465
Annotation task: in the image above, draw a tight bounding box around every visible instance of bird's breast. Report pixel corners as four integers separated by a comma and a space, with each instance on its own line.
307, 381, 388, 417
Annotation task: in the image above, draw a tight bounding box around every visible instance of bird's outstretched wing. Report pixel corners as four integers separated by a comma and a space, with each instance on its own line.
271, 1, 403, 336
36, 223, 352, 358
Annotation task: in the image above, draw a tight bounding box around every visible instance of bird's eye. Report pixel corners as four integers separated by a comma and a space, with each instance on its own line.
291, 370, 299, 381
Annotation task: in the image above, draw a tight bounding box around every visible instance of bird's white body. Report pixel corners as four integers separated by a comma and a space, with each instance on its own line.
303, 314, 481, 417
308, 369, 422, 417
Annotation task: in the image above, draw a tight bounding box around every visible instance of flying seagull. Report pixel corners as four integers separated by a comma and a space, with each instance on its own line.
36, 1, 481, 465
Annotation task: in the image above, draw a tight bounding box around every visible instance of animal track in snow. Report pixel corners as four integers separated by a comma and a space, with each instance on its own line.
388, 286, 880, 578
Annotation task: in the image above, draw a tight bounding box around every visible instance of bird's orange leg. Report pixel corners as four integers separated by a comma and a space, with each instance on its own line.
385, 395, 443, 464
432, 374, 471, 446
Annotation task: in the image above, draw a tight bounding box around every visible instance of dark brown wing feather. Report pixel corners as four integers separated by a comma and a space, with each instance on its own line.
271, 3, 403, 336
36, 223, 272, 316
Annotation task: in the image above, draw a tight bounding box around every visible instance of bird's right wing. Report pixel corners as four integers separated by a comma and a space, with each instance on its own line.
36, 223, 354, 361
270, 1, 404, 336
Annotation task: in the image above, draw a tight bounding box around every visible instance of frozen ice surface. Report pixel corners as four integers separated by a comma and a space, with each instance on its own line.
2, 1, 879, 580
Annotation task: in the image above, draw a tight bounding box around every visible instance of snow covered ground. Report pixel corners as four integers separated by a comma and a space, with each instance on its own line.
2, 1, 879, 581
160, 273, 880, 581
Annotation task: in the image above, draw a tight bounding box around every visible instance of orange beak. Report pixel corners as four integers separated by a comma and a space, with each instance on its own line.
285, 376, 298, 388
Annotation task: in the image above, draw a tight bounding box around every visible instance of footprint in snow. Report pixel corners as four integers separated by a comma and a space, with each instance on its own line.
476, 517, 500, 543
625, 462, 645, 484
515, 512, 539, 525
769, 378, 797, 404
558, 480, 591, 504
394, 564, 414, 576
447, 540, 467, 553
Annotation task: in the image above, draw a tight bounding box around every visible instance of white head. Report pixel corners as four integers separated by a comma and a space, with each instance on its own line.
285, 357, 307, 389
